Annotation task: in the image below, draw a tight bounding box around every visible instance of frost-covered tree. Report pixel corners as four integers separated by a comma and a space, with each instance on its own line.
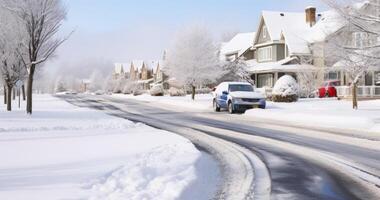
0, 8, 26, 111
219, 58, 254, 85
1, 0, 69, 114
54, 76, 66, 93
89, 70, 106, 92
323, 0, 380, 109
164, 25, 225, 100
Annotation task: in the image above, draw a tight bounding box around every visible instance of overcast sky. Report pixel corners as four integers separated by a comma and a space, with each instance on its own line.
47, 0, 328, 78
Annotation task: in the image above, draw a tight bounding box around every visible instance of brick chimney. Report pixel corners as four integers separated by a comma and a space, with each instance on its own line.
305, 6, 316, 27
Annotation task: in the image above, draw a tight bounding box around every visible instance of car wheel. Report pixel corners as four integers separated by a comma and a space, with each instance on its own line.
213, 99, 220, 112
228, 101, 234, 114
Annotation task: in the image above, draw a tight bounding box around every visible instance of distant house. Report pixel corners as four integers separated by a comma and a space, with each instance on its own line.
151, 60, 169, 89
113, 63, 126, 79
81, 79, 91, 93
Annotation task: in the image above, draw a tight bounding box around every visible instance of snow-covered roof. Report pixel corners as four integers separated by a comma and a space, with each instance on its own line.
307, 10, 345, 43
247, 58, 316, 73
132, 60, 144, 71
145, 60, 159, 71
220, 32, 256, 57
137, 78, 154, 84
260, 11, 314, 55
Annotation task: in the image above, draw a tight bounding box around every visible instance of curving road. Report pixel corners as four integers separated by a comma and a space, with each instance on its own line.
60, 94, 380, 200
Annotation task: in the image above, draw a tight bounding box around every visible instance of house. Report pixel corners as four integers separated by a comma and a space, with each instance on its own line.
113, 63, 126, 79
307, 2, 380, 98
248, 7, 318, 89
151, 60, 169, 89
130, 60, 143, 81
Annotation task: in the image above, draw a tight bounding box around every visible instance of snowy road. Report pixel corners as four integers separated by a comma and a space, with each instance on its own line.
61, 94, 380, 200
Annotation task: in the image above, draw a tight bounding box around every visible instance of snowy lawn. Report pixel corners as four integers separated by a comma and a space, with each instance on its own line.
113, 93, 380, 133
245, 98, 380, 133
0, 95, 219, 200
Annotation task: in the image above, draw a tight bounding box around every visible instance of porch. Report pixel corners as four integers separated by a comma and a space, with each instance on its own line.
246, 58, 316, 89
336, 86, 380, 99
326, 70, 380, 99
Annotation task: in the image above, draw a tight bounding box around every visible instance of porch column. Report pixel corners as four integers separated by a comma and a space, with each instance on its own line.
274, 72, 279, 86
254, 74, 258, 86
340, 71, 344, 85
372, 71, 376, 86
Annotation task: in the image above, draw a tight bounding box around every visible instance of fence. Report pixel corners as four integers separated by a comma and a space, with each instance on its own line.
336, 86, 380, 98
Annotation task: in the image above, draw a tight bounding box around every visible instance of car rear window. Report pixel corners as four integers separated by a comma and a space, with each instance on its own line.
229, 84, 254, 92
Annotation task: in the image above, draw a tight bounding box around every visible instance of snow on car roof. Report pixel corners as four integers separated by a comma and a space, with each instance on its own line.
225, 82, 252, 85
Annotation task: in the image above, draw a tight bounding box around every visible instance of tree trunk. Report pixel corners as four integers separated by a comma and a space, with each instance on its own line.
26, 65, 36, 114
3, 86, 6, 105
6, 85, 12, 111
352, 83, 358, 110
191, 85, 196, 100
12, 87, 16, 100
21, 85, 26, 101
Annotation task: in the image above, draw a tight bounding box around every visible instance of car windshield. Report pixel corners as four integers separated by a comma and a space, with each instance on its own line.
229, 84, 254, 92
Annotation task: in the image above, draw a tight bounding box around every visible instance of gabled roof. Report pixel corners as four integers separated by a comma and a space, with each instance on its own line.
131, 60, 144, 71
145, 60, 158, 71
220, 32, 256, 57
257, 11, 314, 55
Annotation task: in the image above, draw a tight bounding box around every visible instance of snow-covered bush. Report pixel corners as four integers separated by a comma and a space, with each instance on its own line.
123, 81, 137, 94
169, 87, 186, 96
133, 89, 145, 96
272, 75, 299, 102
150, 84, 164, 96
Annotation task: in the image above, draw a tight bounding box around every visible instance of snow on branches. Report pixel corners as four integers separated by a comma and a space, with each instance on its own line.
0, 0, 69, 113
164, 25, 225, 100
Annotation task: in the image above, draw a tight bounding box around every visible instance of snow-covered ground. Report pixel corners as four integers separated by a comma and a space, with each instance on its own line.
113, 94, 380, 133
245, 98, 380, 133
0, 95, 219, 200
112, 93, 213, 111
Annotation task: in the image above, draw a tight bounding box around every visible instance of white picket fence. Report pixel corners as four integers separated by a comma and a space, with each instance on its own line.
336, 86, 380, 98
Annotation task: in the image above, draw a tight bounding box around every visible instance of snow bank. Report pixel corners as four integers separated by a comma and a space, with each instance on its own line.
89, 144, 199, 200
0, 95, 219, 200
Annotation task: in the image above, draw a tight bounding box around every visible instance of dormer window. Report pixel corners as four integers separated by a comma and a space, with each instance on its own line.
262, 25, 268, 39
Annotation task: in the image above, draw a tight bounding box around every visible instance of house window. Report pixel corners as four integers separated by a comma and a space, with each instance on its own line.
352, 32, 368, 48
258, 46, 272, 62
375, 71, 380, 86
365, 73, 373, 86
262, 25, 268, 39
324, 71, 340, 80
257, 73, 274, 88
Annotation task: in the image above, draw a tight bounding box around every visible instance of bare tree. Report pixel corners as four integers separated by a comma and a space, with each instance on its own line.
164, 25, 225, 100
322, 0, 380, 109
0, 7, 26, 111
2, 0, 69, 114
